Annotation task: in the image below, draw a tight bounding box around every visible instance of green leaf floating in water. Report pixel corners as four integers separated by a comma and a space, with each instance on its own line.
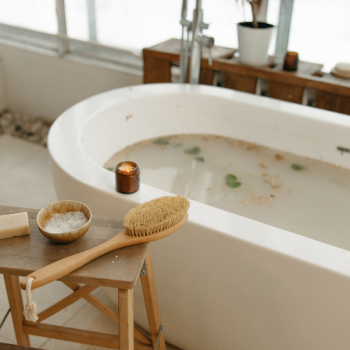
185, 147, 201, 155
291, 164, 306, 171
105, 167, 115, 172
226, 181, 242, 188
225, 173, 241, 188
153, 138, 169, 145
194, 157, 204, 162
225, 174, 238, 181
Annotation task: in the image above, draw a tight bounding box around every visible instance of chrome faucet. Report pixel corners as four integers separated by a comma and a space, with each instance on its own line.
179, 0, 215, 84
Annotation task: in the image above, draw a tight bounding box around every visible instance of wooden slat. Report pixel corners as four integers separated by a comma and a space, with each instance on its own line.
200, 68, 214, 85
3, 274, 30, 347
143, 56, 171, 84
63, 282, 119, 322
23, 323, 152, 350
223, 73, 256, 93
63, 281, 152, 345
118, 289, 134, 350
315, 91, 350, 115
34, 284, 98, 323
315, 72, 350, 93
140, 250, 166, 350
0, 343, 40, 350
23, 323, 118, 348
134, 342, 154, 350
212, 59, 350, 98
267, 81, 304, 104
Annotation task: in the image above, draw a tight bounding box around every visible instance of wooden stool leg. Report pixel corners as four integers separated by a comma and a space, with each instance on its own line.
140, 249, 166, 350
3, 274, 30, 346
118, 288, 134, 350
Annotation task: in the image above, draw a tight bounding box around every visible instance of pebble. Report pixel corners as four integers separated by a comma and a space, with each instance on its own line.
0, 110, 52, 147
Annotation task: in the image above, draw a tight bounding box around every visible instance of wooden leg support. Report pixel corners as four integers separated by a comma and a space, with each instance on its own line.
140, 249, 166, 350
64, 281, 151, 346
3, 253, 165, 350
3, 274, 30, 347
119, 288, 134, 350
33, 284, 99, 323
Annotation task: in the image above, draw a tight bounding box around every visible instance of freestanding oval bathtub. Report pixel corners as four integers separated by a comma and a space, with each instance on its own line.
49, 84, 350, 350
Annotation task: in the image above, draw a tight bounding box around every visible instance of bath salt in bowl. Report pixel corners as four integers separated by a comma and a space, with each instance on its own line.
37, 200, 92, 243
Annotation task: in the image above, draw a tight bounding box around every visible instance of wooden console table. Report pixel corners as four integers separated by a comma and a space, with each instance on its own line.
0, 205, 166, 350
143, 39, 350, 115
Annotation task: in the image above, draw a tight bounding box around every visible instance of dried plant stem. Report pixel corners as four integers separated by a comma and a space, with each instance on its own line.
250, 1, 259, 28
239, 0, 263, 28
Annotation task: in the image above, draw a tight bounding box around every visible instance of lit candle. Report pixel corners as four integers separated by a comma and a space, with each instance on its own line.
283, 51, 299, 71
116, 161, 140, 194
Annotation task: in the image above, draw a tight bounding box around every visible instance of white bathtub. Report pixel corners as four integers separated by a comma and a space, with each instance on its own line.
49, 84, 350, 350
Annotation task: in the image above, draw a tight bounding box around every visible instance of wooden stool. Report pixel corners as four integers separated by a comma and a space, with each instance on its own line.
0, 205, 166, 350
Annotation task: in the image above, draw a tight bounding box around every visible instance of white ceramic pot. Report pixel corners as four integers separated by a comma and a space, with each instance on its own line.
237, 22, 274, 66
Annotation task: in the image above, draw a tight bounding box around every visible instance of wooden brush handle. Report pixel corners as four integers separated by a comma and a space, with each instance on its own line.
21, 212, 188, 291
21, 230, 128, 290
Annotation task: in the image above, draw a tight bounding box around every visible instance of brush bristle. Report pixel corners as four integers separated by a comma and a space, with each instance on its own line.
124, 196, 190, 237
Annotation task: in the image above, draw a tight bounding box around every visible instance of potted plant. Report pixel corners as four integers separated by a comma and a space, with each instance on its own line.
237, 0, 275, 66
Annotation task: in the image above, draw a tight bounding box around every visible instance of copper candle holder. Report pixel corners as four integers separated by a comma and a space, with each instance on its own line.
283, 51, 299, 71
116, 161, 140, 194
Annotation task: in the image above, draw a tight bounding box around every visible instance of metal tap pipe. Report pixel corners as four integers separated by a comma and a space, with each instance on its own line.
179, 0, 214, 85
179, 0, 189, 83
189, 0, 205, 84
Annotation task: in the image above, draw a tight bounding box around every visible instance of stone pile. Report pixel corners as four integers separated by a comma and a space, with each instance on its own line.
0, 110, 52, 147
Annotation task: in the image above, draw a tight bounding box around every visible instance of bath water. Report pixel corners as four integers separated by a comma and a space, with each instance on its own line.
104, 134, 350, 250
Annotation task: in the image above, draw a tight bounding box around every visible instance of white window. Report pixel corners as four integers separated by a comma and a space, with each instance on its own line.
0, 0, 348, 73
288, 0, 350, 72
0, 0, 57, 34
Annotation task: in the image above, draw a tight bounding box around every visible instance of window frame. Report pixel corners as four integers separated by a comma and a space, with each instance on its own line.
0, 0, 291, 74
0, 22, 142, 73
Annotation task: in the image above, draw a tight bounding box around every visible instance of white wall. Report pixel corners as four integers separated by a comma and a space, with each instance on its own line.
0, 40, 142, 120
0, 58, 7, 111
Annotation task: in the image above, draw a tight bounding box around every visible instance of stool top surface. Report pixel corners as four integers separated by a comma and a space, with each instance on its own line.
0, 205, 148, 289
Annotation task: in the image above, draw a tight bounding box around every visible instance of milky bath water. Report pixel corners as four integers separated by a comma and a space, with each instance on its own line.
104, 134, 350, 251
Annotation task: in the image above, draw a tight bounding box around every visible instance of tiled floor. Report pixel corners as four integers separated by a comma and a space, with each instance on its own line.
0, 135, 180, 350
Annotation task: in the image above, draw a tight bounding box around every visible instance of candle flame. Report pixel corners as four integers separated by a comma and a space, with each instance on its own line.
117, 161, 137, 172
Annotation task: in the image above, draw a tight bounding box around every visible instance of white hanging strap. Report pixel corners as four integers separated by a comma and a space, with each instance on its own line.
23, 278, 38, 322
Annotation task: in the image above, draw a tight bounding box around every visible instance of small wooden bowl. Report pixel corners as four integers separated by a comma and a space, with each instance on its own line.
37, 200, 92, 243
